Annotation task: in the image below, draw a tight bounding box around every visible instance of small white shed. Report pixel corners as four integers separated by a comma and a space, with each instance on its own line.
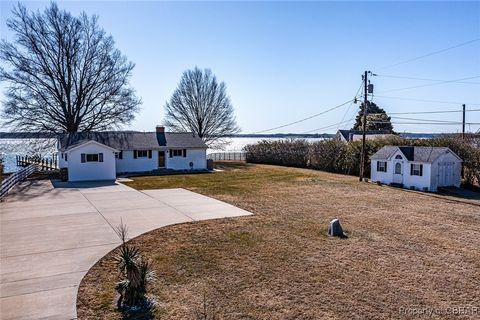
59, 140, 118, 182
370, 146, 462, 192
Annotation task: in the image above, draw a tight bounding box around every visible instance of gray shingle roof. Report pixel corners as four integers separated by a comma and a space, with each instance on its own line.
58, 131, 207, 151
371, 145, 458, 162
336, 129, 394, 141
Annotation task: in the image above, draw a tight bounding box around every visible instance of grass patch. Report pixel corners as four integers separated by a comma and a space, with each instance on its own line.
78, 162, 480, 319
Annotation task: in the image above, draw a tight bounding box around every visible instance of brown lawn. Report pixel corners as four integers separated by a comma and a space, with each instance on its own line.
77, 162, 480, 320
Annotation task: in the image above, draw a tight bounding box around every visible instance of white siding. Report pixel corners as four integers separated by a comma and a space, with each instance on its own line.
59, 152, 67, 169
66, 143, 116, 181
166, 148, 207, 170
370, 160, 393, 184
403, 162, 432, 191
115, 150, 158, 173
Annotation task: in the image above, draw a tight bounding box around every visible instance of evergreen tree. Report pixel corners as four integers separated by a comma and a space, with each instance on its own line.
352, 102, 394, 132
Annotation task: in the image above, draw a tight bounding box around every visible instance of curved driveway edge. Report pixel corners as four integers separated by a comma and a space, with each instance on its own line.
0, 179, 252, 320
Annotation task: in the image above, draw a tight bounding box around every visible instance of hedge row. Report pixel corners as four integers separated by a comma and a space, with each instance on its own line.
244, 136, 480, 186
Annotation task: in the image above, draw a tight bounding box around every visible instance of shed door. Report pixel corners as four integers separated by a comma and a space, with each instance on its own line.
438, 162, 454, 187
393, 161, 403, 184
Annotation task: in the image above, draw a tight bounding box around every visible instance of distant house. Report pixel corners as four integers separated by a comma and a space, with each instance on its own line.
336, 129, 396, 142
370, 146, 462, 192
57, 126, 208, 182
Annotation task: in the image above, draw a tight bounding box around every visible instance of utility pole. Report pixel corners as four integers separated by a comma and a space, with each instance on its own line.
359, 71, 368, 182
462, 104, 466, 140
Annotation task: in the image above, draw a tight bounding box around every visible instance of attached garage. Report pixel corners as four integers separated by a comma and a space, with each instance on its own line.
60, 140, 118, 182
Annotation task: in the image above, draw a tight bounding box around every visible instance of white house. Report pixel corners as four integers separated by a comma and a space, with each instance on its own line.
370, 146, 462, 192
58, 126, 208, 182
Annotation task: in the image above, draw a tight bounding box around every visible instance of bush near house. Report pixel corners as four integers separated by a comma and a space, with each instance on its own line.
244, 136, 480, 186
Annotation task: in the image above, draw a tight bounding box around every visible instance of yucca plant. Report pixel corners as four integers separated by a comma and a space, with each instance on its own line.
114, 222, 156, 309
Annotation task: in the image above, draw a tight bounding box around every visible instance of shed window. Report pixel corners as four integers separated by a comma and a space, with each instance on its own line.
377, 161, 387, 172
411, 164, 423, 176
65, 153, 68, 162
86, 154, 99, 162
395, 155, 402, 159
395, 162, 401, 174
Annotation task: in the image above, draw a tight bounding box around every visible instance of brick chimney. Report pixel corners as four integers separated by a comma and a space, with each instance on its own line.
156, 126, 165, 133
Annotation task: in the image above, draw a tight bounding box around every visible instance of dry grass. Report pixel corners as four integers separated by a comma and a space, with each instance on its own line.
77, 162, 480, 319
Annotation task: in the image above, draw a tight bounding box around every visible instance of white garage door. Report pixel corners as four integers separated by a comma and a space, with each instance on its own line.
438, 162, 455, 187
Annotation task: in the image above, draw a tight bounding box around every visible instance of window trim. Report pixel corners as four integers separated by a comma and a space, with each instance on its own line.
377, 161, 387, 172
86, 153, 99, 162
411, 163, 423, 176
171, 149, 184, 157
136, 150, 148, 158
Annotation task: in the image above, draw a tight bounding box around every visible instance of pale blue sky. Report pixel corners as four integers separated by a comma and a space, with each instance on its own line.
1, 1, 479, 134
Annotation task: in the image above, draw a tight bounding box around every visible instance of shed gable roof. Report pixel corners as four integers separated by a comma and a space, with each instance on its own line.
371, 146, 460, 163
58, 131, 207, 151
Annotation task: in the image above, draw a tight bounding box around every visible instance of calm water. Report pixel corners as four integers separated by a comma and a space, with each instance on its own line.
0, 137, 324, 173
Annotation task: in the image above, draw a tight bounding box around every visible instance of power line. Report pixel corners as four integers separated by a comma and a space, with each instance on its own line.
252, 99, 354, 134
303, 119, 355, 134
368, 108, 480, 115
372, 95, 480, 106
376, 38, 480, 70
336, 81, 364, 131
376, 74, 480, 84
390, 116, 468, 123
376, 75, 480, 94
369, 121, 480, 125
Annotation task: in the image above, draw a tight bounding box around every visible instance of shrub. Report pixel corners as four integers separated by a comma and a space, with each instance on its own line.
244, 139, 309, 167
114, 223, 156, 310
244, 135, 480, 186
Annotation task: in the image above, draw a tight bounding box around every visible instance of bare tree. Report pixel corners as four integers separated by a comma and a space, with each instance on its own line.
164, 67, 239, 147
0, 3, 141, 133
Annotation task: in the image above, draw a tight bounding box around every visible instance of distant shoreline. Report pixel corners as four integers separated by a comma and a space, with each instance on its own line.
0, 132, 441, 139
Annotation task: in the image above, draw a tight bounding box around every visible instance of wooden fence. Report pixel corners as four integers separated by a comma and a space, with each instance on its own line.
0, 164, 37, 199
16, 155, 58, 171
207, 152, 246, 161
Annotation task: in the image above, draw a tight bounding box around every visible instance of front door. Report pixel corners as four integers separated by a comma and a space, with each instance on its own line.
158, 151, 165, 168
393, 161, 403, 184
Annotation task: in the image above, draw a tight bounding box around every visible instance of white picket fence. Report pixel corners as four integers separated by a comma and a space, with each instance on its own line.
0, 164, 36, 199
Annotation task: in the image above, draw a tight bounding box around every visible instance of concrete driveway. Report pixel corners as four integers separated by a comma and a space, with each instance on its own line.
0, 179, 252, 320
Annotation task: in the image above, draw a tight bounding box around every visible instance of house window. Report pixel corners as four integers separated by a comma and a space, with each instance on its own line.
115, 151, 123, 159
395, 162, 401, 174
133, 150, 151, 159
81, 153, 103, 163
377, 161, 387, 172
137, 150, 148, 158
411, 164, 423, 176
170, 149, 186, 157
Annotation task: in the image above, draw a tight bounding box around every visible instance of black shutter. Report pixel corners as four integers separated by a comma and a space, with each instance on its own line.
99, 153, 103, 162
81, 153, 86, 163
169, 149, 173, 158
183, 149, 187, 157
134, 150, 137, 159
119, 151, 123, 159
419, 164, 423, 176
376, 161, 380, 171
148, 150, 152, 158
384, 162, 387, 172
410, 164, 414, 175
